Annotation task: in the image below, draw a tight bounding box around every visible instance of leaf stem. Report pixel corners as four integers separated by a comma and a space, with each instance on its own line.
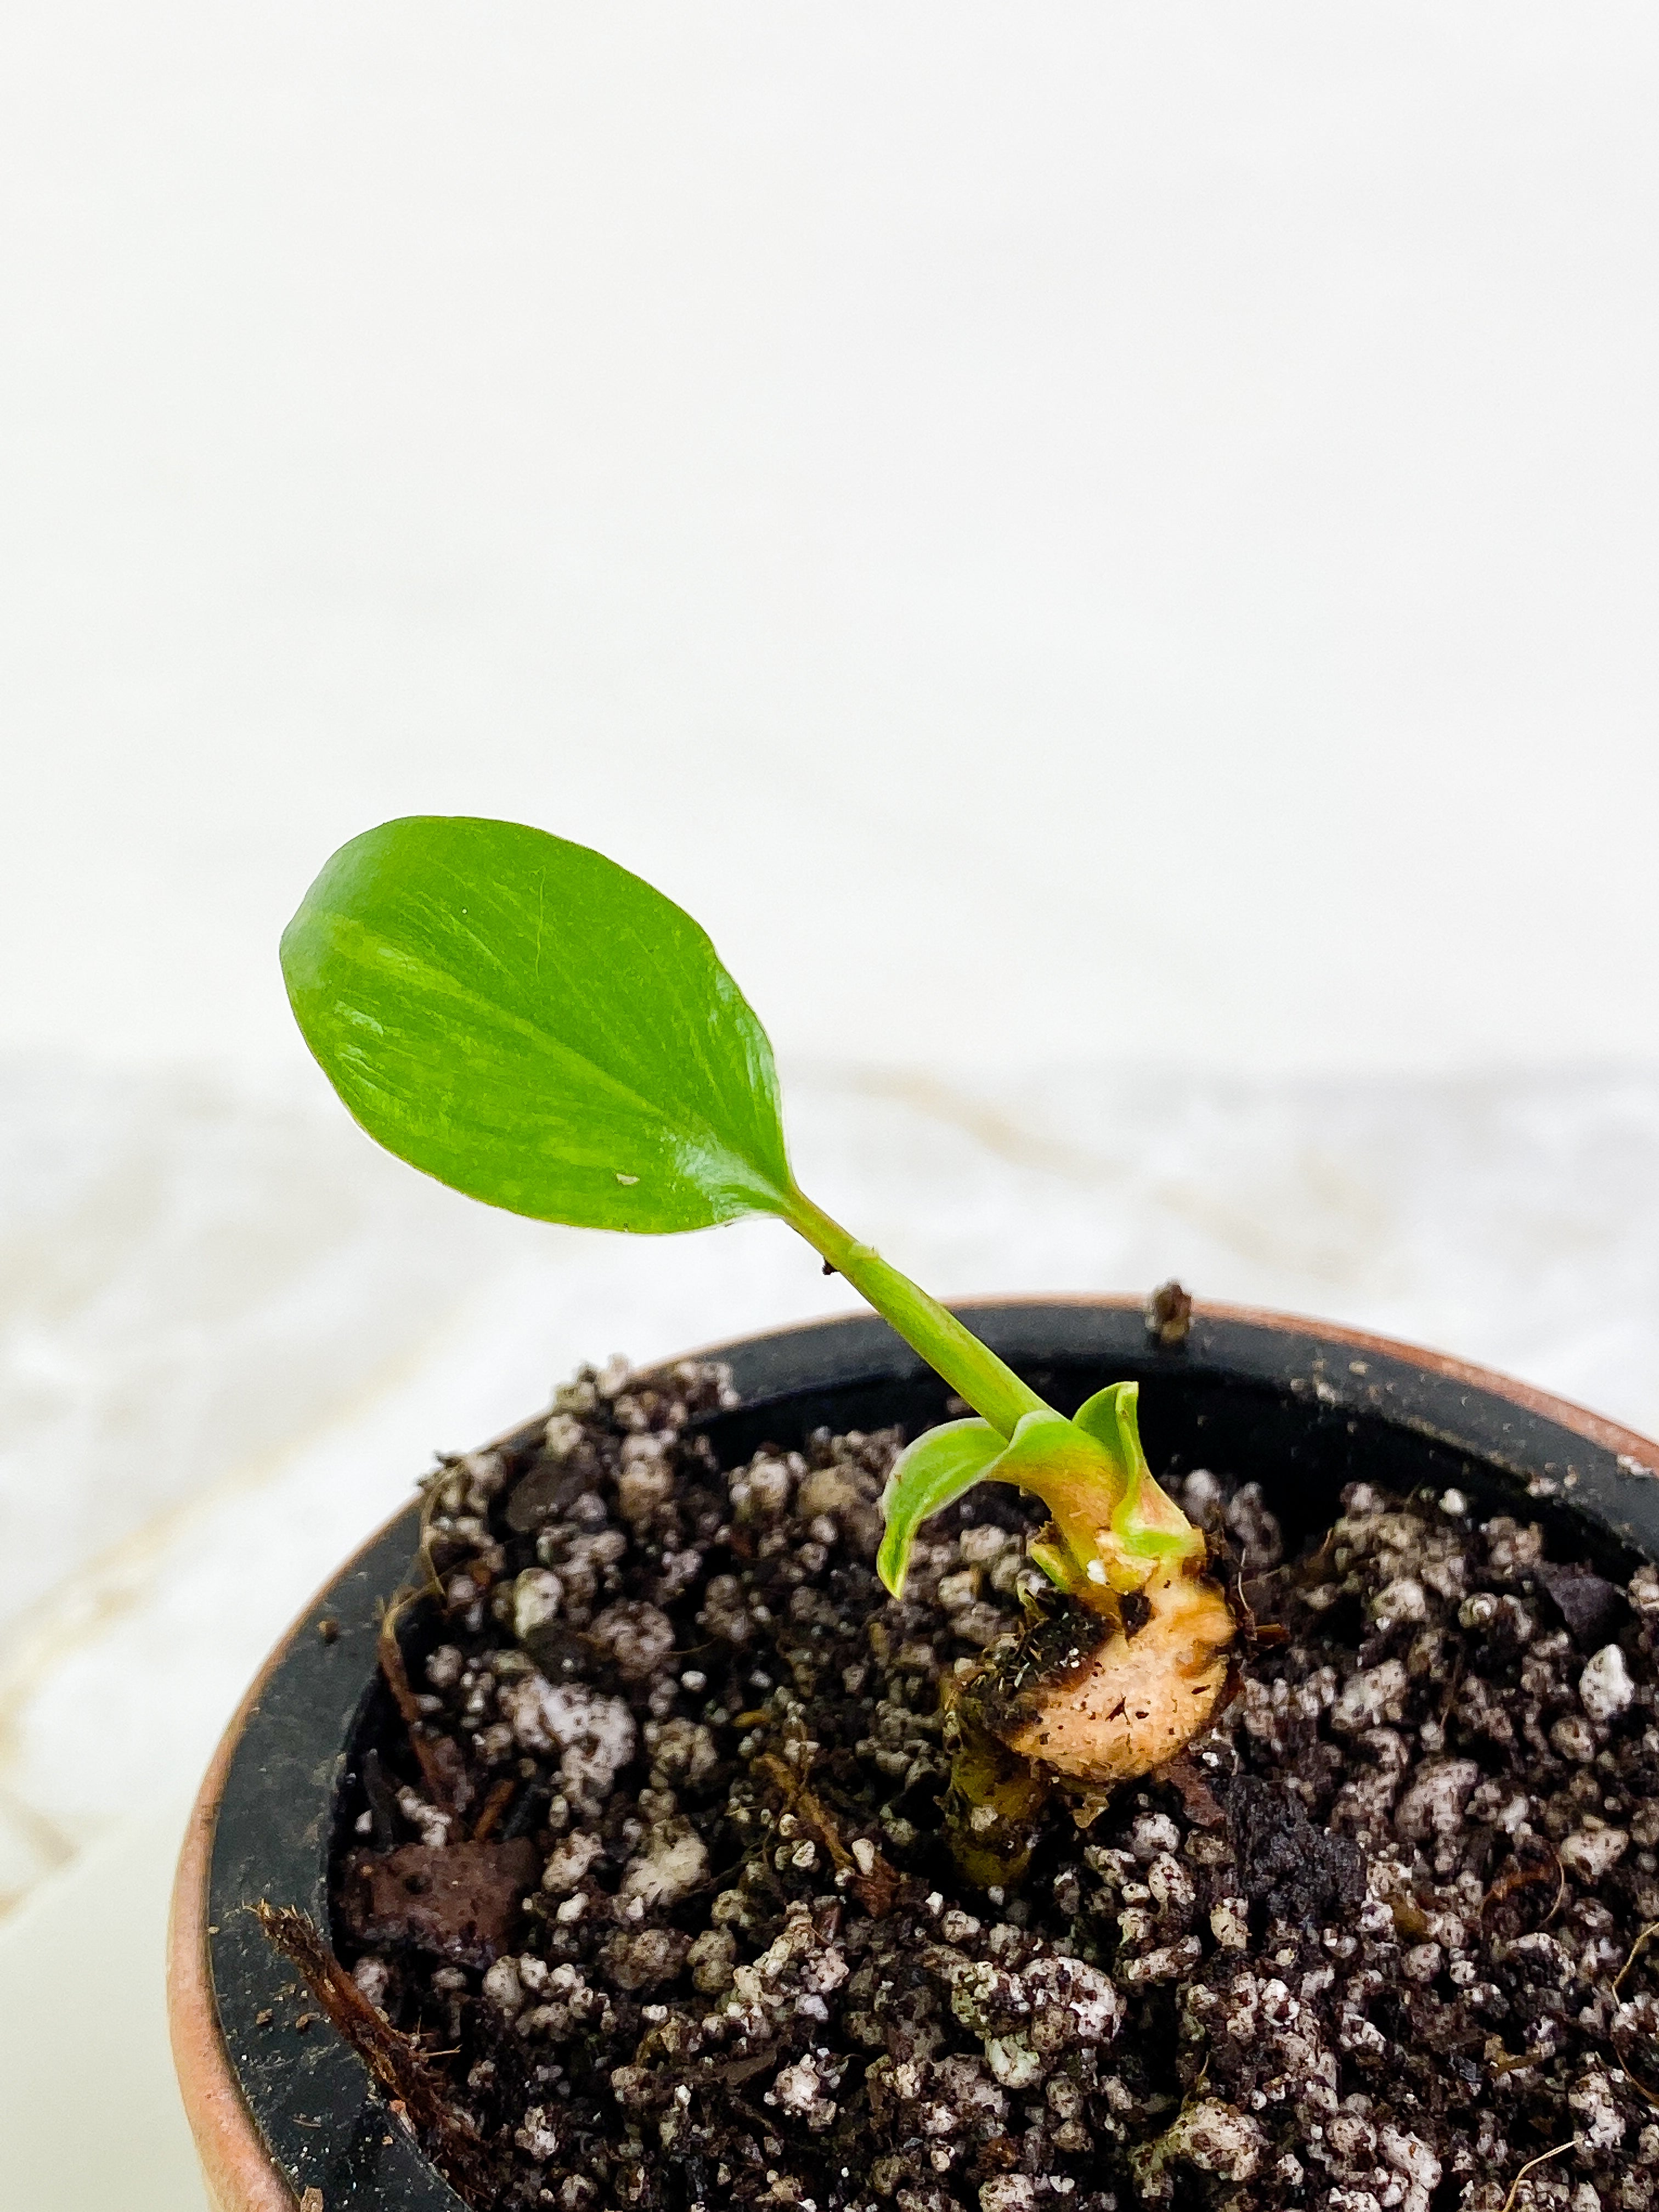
782, 1188, 1051, 1440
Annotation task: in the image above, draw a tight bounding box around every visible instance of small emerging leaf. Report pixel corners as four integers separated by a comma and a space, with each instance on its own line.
992, 1408, 1145, 1595
878, 1419, 1008, 1598
878, 1392, 1207, 1612
281, 817, 795, 1234
1072, 1382, 1203, 1565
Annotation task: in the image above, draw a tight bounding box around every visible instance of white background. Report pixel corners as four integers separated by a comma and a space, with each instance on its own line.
2, 10, 1658, 2205
3, 4, 1656, 1082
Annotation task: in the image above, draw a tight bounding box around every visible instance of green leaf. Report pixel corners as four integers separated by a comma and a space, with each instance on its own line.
280, 816, 795, 1233
878, 1418, 1009, 1598
994, 1407, 1109, 1486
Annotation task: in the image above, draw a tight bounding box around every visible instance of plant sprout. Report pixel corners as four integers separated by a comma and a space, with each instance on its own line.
281, 816, 1236, 1821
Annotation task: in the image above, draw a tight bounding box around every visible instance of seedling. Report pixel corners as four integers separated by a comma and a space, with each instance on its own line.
281, 817, 1236, 1838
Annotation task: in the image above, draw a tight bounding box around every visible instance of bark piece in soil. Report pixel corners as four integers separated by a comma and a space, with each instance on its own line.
340, 1837, 539, 1966
1226, 1770, 1365, 1931
1535, 1559, 1627, 1646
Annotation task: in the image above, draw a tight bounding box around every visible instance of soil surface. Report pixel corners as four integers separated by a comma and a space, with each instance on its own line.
329, 1358, 1659, 2212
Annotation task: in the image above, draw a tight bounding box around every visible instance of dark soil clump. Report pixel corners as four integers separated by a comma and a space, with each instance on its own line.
331, 1359, 1659, 2212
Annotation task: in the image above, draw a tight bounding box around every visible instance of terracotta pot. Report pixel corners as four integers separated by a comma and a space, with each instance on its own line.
168, 1296, 1659, 2211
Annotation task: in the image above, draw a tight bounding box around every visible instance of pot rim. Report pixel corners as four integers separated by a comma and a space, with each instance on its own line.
167, 1291, 1659, 2210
